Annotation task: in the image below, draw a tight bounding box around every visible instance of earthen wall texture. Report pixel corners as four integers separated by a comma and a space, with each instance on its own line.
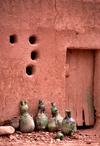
0, 0, 100, 126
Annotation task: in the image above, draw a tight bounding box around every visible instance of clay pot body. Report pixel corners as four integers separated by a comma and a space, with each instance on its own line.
61, 110, 77, 135
48, 118, 58, 132
19, 114, 35, 133
35, 100, 48, 131
10, 117, 19, 130
35, 113, 48, 131
55, 114, 63, 130
51, 103, 63, 130
19, 100, 35, 133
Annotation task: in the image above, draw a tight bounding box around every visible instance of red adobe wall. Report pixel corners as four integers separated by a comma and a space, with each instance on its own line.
0, 0, 100, 127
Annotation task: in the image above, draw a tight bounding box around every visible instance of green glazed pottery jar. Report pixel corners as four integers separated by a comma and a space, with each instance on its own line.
48, 117, 58, 132
61, 110, 77, 135
35, 100, 48, 131
19, 100, 35, 133
51, 102, 63, 130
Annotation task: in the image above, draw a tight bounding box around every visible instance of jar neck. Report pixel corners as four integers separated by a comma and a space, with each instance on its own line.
22, 110, 29, 116
65, 110, 71, 118
51, 102, 55, 107
52, 111, 58, 117
40, 109, 45, 114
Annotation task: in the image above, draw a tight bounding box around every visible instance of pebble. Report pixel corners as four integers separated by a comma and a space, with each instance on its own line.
9, 135, 17, 141
86, 140, 91, 144
56, 139, 61, 141
0, 126, 15, 135
46, 132, 49, 134
50, 139, 53, 143
28, 133, 31, 135
15, 134, 19, 137
16, 131, 22, 135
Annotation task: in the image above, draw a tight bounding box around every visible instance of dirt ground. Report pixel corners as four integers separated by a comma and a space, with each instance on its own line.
0, 126, 99, 146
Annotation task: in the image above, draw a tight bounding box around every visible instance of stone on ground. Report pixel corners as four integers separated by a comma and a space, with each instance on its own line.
0, 126, 15, 135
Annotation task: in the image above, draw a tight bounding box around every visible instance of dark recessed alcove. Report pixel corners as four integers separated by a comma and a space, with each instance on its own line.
26, 65, 35, 75
29, 36, 36, 44
31, 50, 38, 60
10, 34, 17, 44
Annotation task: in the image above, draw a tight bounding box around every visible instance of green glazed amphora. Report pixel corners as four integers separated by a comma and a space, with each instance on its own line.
19, 100, 35, 133
48, 117, 58, 132
51, 102, 63, 130
35, 100, 48, 131
61, 110, 77, 135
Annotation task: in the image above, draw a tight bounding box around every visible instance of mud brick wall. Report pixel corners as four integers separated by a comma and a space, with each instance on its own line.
0, 0, 100, 127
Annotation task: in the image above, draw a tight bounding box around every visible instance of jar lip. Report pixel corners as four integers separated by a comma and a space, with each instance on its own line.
65, 109, 71, 112
20, 100, 27, 107
51, 102, 55, 106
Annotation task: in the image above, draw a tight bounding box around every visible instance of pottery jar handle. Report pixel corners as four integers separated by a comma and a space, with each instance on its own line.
13, 116, 19, 119
55, 122, 58, 127
19, 116, 22, 119
19, 104, 22, 108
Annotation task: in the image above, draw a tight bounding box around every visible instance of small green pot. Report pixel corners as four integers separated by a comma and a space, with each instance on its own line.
55, 133, 64, 140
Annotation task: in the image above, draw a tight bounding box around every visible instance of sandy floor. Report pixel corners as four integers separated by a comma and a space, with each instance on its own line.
0, 126, 99, 146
